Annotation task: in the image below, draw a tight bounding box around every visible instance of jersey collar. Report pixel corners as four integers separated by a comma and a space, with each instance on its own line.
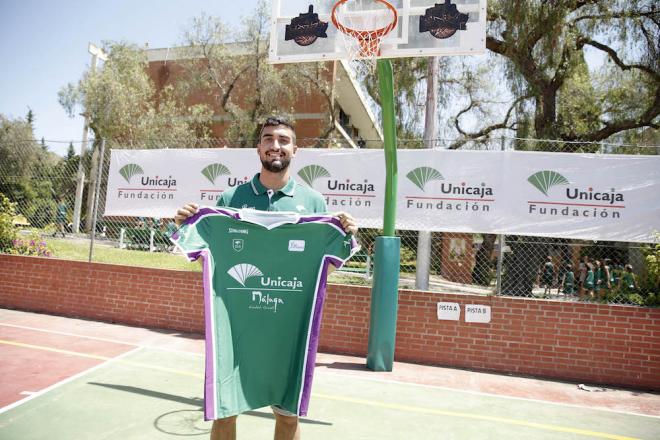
250, 173, 296, 197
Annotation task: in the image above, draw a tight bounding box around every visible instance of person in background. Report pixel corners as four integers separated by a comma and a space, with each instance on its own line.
582, 262, 595, 300
53, 196, 67, 238
578, 255, 589, 298
611, 261, 623, 287
594, 260, 603, 299
600, 259, 612, 299
561, 264, 575, 296
541, 256, 554, 297
620, 264, 637, 293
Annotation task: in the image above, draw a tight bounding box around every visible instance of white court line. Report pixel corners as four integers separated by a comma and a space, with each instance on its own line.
0, 323, 203, 357
319, 370, 660, 420
0, 347, 142, 415
2, 322, 656, 419
0, 323, 138, 346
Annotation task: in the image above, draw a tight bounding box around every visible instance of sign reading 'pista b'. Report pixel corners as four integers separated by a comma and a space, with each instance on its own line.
106, 148, 660, 243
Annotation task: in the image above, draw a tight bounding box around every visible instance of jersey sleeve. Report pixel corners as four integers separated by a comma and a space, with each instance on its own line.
170, 217, 210, 262
325, 228, 360, 268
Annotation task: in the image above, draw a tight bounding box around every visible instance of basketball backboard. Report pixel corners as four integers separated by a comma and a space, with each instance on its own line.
269, 0, 487, 64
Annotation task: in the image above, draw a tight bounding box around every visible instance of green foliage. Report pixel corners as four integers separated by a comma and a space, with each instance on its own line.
0, 193, 17, 251
557, 55, 601, 140
8, 234, 53, 257
0, 114, 38, 179
372, 1, 659, 148
66, 142, 76, 160
179, 0, 334, 145
492, 0, 658, 144
640, 236, 660, 296
643, 293, 660, 307
58, 42, 212, 146
0, 114, 68, 227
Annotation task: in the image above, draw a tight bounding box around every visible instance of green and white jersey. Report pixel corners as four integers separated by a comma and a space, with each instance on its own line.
171, 207, 359, 420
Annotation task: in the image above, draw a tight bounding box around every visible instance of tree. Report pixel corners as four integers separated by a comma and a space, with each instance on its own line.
0, 114, 60, 227
26, 108, 34, 127
66, 142, 76, 160
459, 0, 659, 149
371, 1, 658, 149
486, 1, 659, 295
369, 1, 658, 293
0, 192, 18, 251
59, 41, 213, 146
177, 0, 336, 146
58, 41, 213, 231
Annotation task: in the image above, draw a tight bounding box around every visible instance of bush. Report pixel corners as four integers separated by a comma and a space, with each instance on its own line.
0, 193, 17, 251
641, 238, 660, 294
9, 234, 53, 257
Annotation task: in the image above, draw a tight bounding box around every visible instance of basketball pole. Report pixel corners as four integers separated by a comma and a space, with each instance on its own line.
366, 58, 400, 372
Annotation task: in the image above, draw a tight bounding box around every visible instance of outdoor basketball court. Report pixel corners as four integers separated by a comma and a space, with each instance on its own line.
1, 308, 658, 439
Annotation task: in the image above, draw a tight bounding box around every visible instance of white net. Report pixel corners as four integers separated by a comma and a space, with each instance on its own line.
331, 0, 398, 76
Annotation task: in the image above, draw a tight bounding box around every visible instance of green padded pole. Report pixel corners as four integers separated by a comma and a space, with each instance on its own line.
378, 59, 398, 237
366, 59, 400, 372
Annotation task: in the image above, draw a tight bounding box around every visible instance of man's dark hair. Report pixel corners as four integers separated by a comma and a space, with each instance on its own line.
259, 116, 296, 144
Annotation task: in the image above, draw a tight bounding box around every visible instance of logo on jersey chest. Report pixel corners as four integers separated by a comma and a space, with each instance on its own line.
232, 239, 244, 252
288, 240, 305, 252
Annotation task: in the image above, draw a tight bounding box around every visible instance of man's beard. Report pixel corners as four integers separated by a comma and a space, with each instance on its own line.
261, 156, 291, 173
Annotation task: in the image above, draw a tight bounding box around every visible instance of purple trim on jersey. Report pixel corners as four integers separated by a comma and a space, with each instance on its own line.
298, 257, 333, 415
296, 215, 345, 231
201, 250, 217, 421
172, 208, 358, 419
186, 207, 239, 227
187, 250, 203, 262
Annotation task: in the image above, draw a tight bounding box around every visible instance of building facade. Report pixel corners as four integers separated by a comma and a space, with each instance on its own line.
145, 46, 383, 148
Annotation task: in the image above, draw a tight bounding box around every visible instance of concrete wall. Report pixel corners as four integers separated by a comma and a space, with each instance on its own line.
1, 254, 658, 390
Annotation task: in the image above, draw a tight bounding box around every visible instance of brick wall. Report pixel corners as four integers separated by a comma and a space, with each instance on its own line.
1, 254, 658, 390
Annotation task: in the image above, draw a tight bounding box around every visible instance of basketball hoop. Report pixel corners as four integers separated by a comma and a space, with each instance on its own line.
331, 0, 398, 75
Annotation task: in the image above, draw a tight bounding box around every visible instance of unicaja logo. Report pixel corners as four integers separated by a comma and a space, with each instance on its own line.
119, 163, 144, 184
227, 263, 303, 289
527, 170, 569, 196
526, 170, 624, 220
404, 166, 494, 214
201, 163, 231, 185
227, 264, 263, 287
298, 164, 330, 188
314, 163, 375, 208
116, 163, 176, 201
406, 167, 443, 192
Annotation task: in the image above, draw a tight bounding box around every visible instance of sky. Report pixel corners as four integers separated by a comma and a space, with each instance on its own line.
0, 0, 260, 156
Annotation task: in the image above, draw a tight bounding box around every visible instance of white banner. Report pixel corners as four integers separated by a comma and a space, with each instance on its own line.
105, 149, 660, 243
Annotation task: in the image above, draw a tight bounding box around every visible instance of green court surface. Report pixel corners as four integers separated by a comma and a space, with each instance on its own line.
1, 344, 659, 440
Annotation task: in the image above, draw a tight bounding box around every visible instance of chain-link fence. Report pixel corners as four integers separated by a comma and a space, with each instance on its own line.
1, 136, 658, 307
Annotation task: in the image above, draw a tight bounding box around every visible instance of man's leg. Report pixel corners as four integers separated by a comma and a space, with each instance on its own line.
273, 411, 300, 440
210, 416, 237, 440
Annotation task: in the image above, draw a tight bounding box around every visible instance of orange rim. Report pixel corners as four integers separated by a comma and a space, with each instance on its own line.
331, 0, 398, 56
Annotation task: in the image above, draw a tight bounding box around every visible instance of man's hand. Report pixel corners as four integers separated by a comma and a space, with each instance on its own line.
174, 203, 200, 227
335, 211, 358, 235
